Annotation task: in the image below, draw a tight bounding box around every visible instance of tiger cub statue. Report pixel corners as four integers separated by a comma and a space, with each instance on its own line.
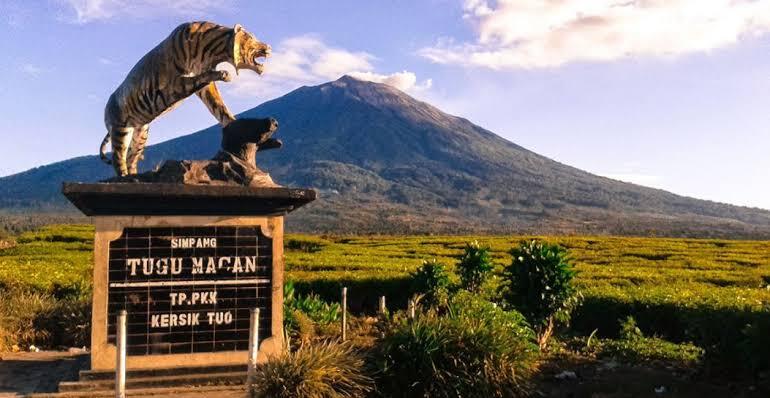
99, 21, 271, 176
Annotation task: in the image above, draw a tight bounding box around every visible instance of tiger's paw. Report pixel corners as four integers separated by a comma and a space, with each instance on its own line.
217, 70, 232, 82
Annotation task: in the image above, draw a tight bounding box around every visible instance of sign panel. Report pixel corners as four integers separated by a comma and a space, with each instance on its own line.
106, 226, 272, 355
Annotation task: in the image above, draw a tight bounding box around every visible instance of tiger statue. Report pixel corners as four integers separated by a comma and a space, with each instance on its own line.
99, 21, 271, 176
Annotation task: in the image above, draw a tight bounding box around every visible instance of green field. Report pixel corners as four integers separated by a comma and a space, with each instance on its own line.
2, 225, 770, 375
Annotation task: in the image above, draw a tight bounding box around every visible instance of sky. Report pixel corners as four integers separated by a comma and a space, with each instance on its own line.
1, 0, 769, 210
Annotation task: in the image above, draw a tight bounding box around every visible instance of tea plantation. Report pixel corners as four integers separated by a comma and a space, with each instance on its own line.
2, 225, 770, 377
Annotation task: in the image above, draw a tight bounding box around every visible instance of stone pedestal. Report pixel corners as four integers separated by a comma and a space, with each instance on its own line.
62, 183, 315, 371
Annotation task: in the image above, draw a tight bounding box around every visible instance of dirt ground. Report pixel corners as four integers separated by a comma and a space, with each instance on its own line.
1, 350, 768, 397
0, 351, 86, 397
535, 353, 770, 398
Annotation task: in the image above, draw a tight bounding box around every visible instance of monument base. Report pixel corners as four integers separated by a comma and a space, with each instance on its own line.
62, 183, 315, 371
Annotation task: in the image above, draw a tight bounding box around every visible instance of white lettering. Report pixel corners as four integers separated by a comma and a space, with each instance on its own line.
206, 311, 233, 325
149, 313, 201, 328
141, 258, 152, 275
191, 257, 203, 274
233, 257, 244, 273
156, 258, 168, 275
170, 258, 182, 274
126, 258, 140, 276
245, 256, 256, 273
170, 237, 218, 248
206, 258, 216, 274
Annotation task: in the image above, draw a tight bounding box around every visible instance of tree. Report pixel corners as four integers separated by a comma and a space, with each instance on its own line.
456, 240, 494, 293
499, 240, 580, 349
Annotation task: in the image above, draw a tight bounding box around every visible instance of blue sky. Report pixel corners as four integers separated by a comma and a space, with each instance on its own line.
1, 0, 769, 210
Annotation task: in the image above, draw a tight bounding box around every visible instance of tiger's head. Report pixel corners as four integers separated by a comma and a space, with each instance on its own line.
232, 24, 271, 75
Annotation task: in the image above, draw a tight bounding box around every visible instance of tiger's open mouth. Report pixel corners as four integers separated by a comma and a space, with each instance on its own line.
251, 47, 271, 75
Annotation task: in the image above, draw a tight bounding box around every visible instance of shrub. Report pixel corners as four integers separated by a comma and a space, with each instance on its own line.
499, 240, 580, 349
410, 259, 450, 306
290, 275, 412, 313
284, 281, 340, 336
0, 288, 90, 350
376, 291, 538, 398
456, 241, 494, 293
619, 316, 643, 341
286, 236, 327, 253
570, 290, 770, 377
599, 337, 704, 368
250, 341, 374, 398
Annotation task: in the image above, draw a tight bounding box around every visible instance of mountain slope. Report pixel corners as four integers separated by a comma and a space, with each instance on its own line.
2, 75, 769, 237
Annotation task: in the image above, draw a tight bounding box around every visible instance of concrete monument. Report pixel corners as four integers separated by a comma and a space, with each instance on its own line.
62, 21, 316, 373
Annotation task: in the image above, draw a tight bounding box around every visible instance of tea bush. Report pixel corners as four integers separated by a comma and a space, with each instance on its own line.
575, 316, 705, 368
286, 235, 328, 253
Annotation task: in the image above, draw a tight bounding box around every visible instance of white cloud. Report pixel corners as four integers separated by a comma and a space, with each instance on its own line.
60, 0, 231, 24
348, 71, 432, 92
420, 0, 770, 69
20, 63, 44, 77
225, 34, 432, 100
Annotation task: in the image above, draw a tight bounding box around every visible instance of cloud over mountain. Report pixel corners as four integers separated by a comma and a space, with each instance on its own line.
226, 34, 432, 101
420, 0, 770, 69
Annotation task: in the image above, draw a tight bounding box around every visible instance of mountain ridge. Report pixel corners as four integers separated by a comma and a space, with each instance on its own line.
2, 75, 769, 238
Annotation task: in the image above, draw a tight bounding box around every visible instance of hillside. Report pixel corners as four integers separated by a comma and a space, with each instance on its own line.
2, 75, 769, 237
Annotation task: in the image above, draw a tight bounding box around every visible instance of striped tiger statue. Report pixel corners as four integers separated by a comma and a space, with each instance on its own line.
99, 21, 271, 176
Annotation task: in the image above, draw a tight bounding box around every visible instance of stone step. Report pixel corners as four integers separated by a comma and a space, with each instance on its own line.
79, 364, 246, 381
58, 370, 246, 392
26, 384, 247, 398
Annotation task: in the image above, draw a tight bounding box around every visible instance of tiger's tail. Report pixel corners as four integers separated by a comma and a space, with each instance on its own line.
99, 131, 112, 165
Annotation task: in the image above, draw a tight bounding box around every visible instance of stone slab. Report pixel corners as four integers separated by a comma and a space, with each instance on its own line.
62, 183, 316, 216
89, 216, 285, 371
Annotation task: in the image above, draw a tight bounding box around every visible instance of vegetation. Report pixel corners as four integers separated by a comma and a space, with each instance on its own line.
0, 288, 90, 350
3, 225, 770, 380
284, 281, 341, 326
455, 240, 494, 293
284, 281, 341, 345
499, 240, 580, 348
375, 291, 538, 398
599, 316, 704, 368
409, 259, 450, 306
250, 341, 374, 398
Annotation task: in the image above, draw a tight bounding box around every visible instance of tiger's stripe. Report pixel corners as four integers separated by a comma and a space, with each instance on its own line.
100, 21, 267, 176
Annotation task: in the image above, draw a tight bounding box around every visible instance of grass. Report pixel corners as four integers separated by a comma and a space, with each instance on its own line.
250, 341, 374, 398
2, 225, 770, 375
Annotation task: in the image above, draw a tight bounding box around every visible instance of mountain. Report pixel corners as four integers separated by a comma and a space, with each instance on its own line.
2, 75, 770, 237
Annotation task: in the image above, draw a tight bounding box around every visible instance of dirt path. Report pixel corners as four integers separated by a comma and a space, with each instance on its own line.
536, 354, 769, 398
0, 351, 87, 397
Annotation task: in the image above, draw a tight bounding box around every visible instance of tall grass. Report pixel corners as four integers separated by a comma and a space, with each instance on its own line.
0, 288, 90, 350
250, 341, 373, 398
375, 291, 538, 398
